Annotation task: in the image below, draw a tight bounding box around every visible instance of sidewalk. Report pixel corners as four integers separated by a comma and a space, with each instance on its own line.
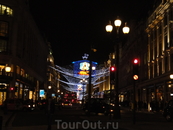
0, 109, 14, 128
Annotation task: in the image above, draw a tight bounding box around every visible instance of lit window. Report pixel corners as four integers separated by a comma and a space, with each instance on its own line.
0, 39, 7, 52
0, 21, 8, 37
0, 4, 13, 16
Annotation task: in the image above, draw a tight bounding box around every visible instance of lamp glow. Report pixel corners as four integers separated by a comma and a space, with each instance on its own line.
106, 24, 113, 32
122, 23, 130, 34
5, 66, 11, 72
114, 19, 122, 27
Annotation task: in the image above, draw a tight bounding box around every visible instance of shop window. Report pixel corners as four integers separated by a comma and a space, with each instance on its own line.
20, 69, 24, 77
16, 66, 20, 74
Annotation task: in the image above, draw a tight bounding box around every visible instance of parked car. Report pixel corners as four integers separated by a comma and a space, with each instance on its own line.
83, 98, 112, 115
62, 101, 72, 108
37, 99, 47, 110
163, 100, 173, 121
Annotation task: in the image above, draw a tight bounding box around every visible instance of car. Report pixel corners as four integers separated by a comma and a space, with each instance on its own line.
22, 99, 35, 111
37, 99, 47, 110
83, 98, 112, 115
163, 100, 173, 121
62, 101, 72, 108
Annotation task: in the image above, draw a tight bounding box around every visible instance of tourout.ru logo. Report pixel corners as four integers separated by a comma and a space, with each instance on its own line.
55, 120, 118, 129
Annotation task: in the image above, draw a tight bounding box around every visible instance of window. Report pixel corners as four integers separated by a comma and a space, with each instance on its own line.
0, 39, 7, 52
165, 56, 168, 72
0, 4, 13, 16
0, 21, 8, 37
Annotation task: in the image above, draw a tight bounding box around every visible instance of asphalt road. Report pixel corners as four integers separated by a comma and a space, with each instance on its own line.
4, 104, 173, 130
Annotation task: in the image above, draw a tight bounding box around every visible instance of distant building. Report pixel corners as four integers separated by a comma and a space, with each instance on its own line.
0, 0, 48, 104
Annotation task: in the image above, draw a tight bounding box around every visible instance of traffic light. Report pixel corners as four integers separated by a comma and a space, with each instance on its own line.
10, 87, 14, 91
110, 66, 116, 82
133, 58, 139, 80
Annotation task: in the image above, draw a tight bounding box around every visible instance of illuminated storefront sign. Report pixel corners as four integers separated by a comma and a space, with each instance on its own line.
39, 90, 44, 97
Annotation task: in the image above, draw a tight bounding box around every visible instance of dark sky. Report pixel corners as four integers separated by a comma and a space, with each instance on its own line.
29, 0, 156, 66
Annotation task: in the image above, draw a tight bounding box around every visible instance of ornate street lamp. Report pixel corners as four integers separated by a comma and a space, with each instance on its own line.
105, 17, 130, 119
106, 18, 130, 34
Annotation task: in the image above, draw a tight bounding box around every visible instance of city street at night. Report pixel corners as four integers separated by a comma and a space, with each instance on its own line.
2, 1, 173, 130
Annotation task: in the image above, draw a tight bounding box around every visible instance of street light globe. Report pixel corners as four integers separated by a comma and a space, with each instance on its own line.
170, 74, 173, 79
122, 23, 130, 34
105, 24, 113, 32
114, 19, 122, 27
48, 86, 51, 89
92, 66, 96, 70
5, 66, 11, 72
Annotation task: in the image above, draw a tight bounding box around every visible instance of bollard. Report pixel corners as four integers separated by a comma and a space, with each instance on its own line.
0, 116, 3, 130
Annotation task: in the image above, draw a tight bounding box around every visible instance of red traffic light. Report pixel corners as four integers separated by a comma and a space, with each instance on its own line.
133, 58, 139, 64
10, 87, 14, 91
110, 66, 116, 72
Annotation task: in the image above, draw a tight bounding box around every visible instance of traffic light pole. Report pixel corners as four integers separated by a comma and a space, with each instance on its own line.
133, 80, 136, 124
113, 43, 121, 119
132, 58, 139, 124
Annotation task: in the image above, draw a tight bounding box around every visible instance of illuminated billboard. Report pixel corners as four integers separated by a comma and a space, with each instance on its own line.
39, 90, 44, 97
72, 60, 97, 77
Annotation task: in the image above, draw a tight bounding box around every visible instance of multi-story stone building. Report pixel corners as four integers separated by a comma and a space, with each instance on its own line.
143, 0, 173, 110
0, 0, 48, 104
46, 42, 60, 100
98, 0, 173, 112
118, 0, 173, 111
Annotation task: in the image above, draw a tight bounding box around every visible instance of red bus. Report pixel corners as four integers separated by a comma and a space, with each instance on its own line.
62, 92, 77, 103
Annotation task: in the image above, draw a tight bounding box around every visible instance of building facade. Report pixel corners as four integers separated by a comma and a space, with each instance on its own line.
97, 0, 173, 112
0, 0, 48, 104
118, 0, 173, 111
46, 42, 60, 100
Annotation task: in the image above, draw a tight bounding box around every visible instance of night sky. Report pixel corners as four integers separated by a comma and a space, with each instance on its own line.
29, 0, 156, 66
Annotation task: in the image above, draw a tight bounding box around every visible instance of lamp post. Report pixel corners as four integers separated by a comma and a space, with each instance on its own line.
80, 79, 87, 105
105, 17, 130, 119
